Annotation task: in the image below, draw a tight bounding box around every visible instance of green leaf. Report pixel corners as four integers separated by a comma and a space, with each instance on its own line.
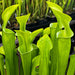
20, 50, 32, 75
13, 49, 19, 75
50, 22, 57, 42
31, 55, 40, 75
15, 30, 36, 75
50, 22, 57, 28
0, 46, 5, 55
0, 55, 5, 75
2, 4, 19, 29
15, 14, 47, 75
2, 5, 19, 75
46, 1, 74, 38
50, 38, 58, 75
16, 13, 30, 31
30, 28, 43, 42
67, 55, 75, 75
43, 27, 50, 35
47, 2, 74, 75
50, 26, 71, 75
15, 29, 43, 53
2, 30, 17, 75
57, 38, 71, 75
46, 1, 63, 13
37, 34, 53, 75
15, 29, 42, 75
56, 29, 73, 38
49, 22, 58, 75
0, 31, 2, 36
31, 44, 39, 59
15, 30, 32, 53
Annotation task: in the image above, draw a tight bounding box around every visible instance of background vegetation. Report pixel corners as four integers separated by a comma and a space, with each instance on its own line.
0, 0, 75, 22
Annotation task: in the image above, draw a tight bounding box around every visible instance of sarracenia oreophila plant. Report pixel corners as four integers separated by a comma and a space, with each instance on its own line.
2, 4, 19, 75
47, 1, 74, 75
0, 1, 74, 75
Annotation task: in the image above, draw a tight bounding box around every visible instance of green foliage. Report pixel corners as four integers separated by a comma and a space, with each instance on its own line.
0, 1, 74, 75
47, 1, 74, 75
43, 27, 50, 35
49, 22, 58, 75
0, 3, 2, 15
2, 4, 19, 28
37, 34, 53, 75
31, 55, 40, 75
0, 0, 75, 22
16, 14, 30, 31
0, 54, 5, 75
67, 55, 75, 75
15, 14, 43, 75
2, 4, 19, 75
0, 46, 5, 55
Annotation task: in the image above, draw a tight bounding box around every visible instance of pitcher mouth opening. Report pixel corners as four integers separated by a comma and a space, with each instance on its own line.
18, 48, 34, 55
